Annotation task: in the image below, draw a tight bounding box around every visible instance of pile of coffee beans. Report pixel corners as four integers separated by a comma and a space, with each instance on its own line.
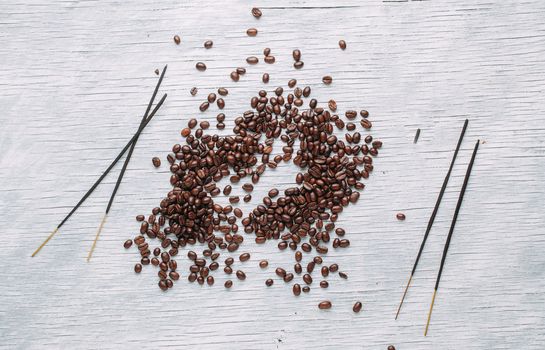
139, 8, 377, 312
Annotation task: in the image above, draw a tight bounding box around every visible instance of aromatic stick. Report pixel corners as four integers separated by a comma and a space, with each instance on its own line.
395, 119, 468, 319
414, 128, 421, 144
31, 93, 167, 257
87, 65, 167, 261
425, 139, 480, 336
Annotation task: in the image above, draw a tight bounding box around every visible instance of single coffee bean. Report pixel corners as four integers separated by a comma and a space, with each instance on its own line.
239, 253, 251, 262
318, 301, 332, 309
320, 280, 329, 288
302, 286, 310, 293
246, 56, 259, 64
246, 28, 258, 37
396, 213, 406, 220
303, 274, 313, 285
264, 56, 275, 64
169, 271, 180, 280
288, 79, 297, 88
173, 35, 181, 45
265, 278, 274, 286
293, 283, 301, 296
339, 271, 348, 279
152, 157, 161, 167
124, 240, 133, 249
135, 215, 145, 222
207, 93, 216, 103
196, 62, 207, 71
190, 87, 198, 96
251, 7, 262, 18
293, 61, 304, 69
237, 67, 246, 75
188, 118, 198, 128
242, 183, 254, 192
259, 260, 268, 268
329, 264, 339, 272
292, 49, 301, 62
204, 40, 213, 49
217, 98, 225, 109
200, 121, 210, 129
206, 276, 214, 286
360, 109, 369, 118
158, 280, 168, 290
199, 102, 209, 112
339, 40, 347, 50
388, 346, 396, 350
275, 267, 286, 277
353, 301, 362, 313
236, 270, 246, 280
225, 280, 233, 288
263, 47, 271, 56
224, 266, 233, 274
361, 119, 372, 129
322, 76, 333, 85
262, 73, 270, 83
230, 71, 240, 81
346, 110, 357, 119
134, 263, 142, 273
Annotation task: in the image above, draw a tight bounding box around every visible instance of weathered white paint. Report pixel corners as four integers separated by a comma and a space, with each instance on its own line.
1, 0, 544, 349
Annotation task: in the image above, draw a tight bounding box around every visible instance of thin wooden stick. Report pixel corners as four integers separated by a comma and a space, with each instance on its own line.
395, 119, 468, 319
424, 139, 480, 336
87, 65, 167, 261
31, 93, 167, 257
414, 128, 421, 144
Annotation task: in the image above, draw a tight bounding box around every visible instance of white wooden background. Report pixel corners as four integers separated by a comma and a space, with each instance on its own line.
1, 0, 544, 349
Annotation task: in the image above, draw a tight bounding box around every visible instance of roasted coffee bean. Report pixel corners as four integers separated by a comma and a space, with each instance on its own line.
169, 271, 180, 280
134, 263, 142, 273
361, 119, 372, 129
246, 56, 259, 64
155, 69, 160, 75
292, 49, 301, 61
329, 264, 339, 273
207, 93, 217, 103
320, 280, 329, 288
322, 76, 333, 85
124, 240, 133, 249
328, 100, 337, 111
259, 260, 268, 268
237, 67, 246, 75
275, 267, 286, 278
239, 253, 251, 262
152, 157, 161, 168
225, 280, 233, 288
199, 102, 209, 112
188, 118, 198, 128
360, 110, 369, 118
236, 270, 246, 280
246, 28, 258, 37
388, 346, 396, 350
346, 110, 357, 119
339, 272, 348, 279
353, 301, 362, 313
204, 40, 213, 49
135, 215, 145, 222
321, 266, 329, 277
230, 71, 240, 81
159, 280, 168, 290
224, 266, 233, 274
173, 35, 181, 45
190, 87, 198, 96
151, 258, 159, 266
196, 62, 207, 71
294, 263, 302, 274
242, 183, 254, 192
293, 283, 301, 296
339, 40, 347, 50
252, 7, 262, 18
288, 79, 297, 88
263, 47, 271, 56
318, 301, 332, 309
200, 121, 210, 129
396, 213, 406, 220
303, 274, 313, 285
265, 278, 274, 286
294, 61, 304, 69
264, 56, 275, 64
262, 73, 270, 83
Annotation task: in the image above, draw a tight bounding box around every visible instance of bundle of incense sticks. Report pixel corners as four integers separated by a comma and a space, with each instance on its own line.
32, 66, 168, 258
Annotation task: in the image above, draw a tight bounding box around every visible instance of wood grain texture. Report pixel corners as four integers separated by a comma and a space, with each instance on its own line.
1, 0, 545, 349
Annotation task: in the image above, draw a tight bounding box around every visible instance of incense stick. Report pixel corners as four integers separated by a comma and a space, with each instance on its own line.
395, 119, 468, 319
424, 139, 479, 336
32, 93, 167, 257
87, 65, 167, 261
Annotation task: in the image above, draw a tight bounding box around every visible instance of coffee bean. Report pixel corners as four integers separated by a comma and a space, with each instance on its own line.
320, 280, 329, 288
169, 271, 180, 280
361, 119, 372, 129
204, 40, 213, 49
224, 266, 233, 274
236, 270, 246, 280
246, 28, 258, 36
200, 121, 210, 129
360, 110, 369, 118
239, 253, 251, 262
134, 263, 142, 273
173, 35, 181, 45
396, 213, 406, 220
207, 93, 216, 103
303, 274, 313, 285
322, 76, 333, 85
225, 280, 233, 288
345, 110, 357, 119
190, 87, 198, 96
293, 61, 304, 69
288, 79, 297, 88
275, 267, 286, 277
135, 215, 145, 222
262, 73, 270, 83
293, 283, 301, 296
318, 301, 332, 309
329, 264, 339, 273
124, 239, 133, 249
154, 69, 160, 75
252, 7, 262, 18
292, 49, 301, 61
199, 102, 209, 112
246, 56, 259, 64
242, 183, 254, 192
264, 56, 275, 64
196, 62, 207, 71
188, 118, 198, 128
388, 346, 396, 350
265, 279, 274, 286
259, 260, 268, 268
230, 71, 240, 81
152, 157, 161, 168
339, 40, 347, 50
353, 301, 362, 313
339, 272, 348, 279
217, 98, 225, 109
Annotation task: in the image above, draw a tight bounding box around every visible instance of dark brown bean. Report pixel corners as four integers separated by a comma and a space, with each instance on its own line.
207, 93, 216, 103
262, 73, 269, 83
320, 280, 329, 288
318, 301, 332, 309
242, 183, 254, 192
388, 346, 396, 350
251, 7, 262, 18
303, 274, 313, 285
237, 67, 246, 75
173, 35, 181, 45
259, 260, 268, 268
293, 61, 304, 69
322, 76, 333, 85
339, 40, 347, 50
188, 118, 198, 128
346, 110, 357, 119
190, 87, 198, 96
288, 79, 297, 88
246, 56, 259, 64
292, 49, 301, 62
360, 110, 369, 118
200, 121, 210, 129
204, 40, 213, 49
124, 239, 133, 249
196, 62, 207, 71
275, 267, 286, 278
339, 272, 348, 279
217, 98, 225, 109
353, 301, 362, 313
329, 264, 339, 273
206, 276, 214, 286
293, 283, 301, 296
264, 56, 275, 64
152, 157, 161, 168
199, 102, 209, 112
265, 278, 274, 286
239, 253, 251, 262
246, 28, 258, 37
224, 280, 233, 288
135, 215, 145, 222
263, 47, 271, 56
396, 213, 406, 220
328, 100, 337, 111
134, 263, 142, 273
230, 71, 240, 82
169, 271, 180, 280
236, 270, 246, 280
